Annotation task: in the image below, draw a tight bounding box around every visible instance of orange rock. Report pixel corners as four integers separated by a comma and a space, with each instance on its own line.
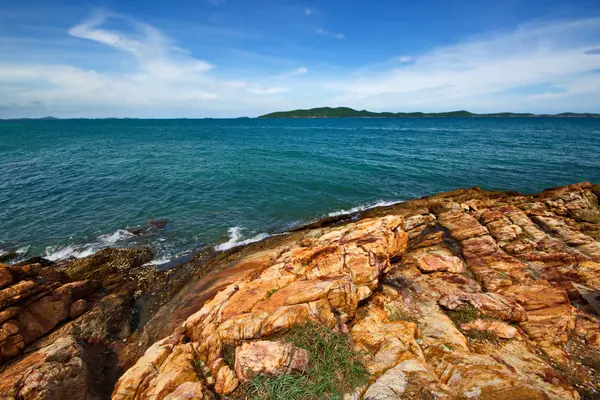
404, 245, 465, 274
234, 340, 309, 382
460, 319, 518, 339
0, 266, 13, 289
497, 285, 569, 311
438, 291, 527, 322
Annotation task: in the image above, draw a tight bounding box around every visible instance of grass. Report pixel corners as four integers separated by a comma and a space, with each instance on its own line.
385, 304, 419, 324
193, 358, 209, 379
464, 330, 499, 343
223, 343, 237, 369
239, 323, 369, 400
444, 305, 480, 325
265, 288, 279, 299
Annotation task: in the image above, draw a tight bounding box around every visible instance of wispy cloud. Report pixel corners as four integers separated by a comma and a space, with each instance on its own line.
1, 13, 600, 117
316, 28, 345, 39
274, 66, 308, 79
305, 8, 313, 16
328, 18, 600, 112
246, 87, 289, 95
0, 11, 293, 117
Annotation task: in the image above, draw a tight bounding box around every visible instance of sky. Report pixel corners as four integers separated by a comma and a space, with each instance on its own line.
1, 0, 600, 118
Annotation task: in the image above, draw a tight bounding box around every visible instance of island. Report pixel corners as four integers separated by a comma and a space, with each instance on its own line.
258, 107, 600, 118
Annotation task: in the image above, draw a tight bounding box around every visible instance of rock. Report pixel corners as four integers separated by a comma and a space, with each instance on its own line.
163, 382, 214, 400
497, 284, 569, 311
62, 246, 154, 283
429, 350, 550, 399
403, 245, 465, 274
0, 336, 94, 399
0, 265, 13, 288
363, 355, 454, 400
437, 210, 489, 241
5, 182, 600, 399
460, 319, 518, 339
438, 291, 527, 322
69, 299, 88, 319
234, 340, 310, 382
149, 219, 169, 229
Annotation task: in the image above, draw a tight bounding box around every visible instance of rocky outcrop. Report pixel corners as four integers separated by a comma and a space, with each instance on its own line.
4, 182, 600, 399
0, 247, 169, 399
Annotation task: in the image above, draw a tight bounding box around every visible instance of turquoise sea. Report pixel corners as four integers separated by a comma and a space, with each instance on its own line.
1, 118, 599, 265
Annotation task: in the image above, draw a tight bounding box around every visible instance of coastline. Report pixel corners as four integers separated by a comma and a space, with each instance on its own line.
2, 182, 600, 399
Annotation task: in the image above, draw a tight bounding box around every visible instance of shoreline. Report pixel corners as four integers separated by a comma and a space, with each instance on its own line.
0, 198, 406, 267
2, 182, 600, 399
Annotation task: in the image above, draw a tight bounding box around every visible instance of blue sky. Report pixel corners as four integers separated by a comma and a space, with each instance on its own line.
1, 0, 600, 117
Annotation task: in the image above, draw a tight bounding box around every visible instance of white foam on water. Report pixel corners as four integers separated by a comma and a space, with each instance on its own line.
144, 257, 172, 266
16, 245, 30, 254
44, 244, 97, 261
327, 199, 403, 217
44, 228, 136, 261
98, 229, 134, 244
215, 226, 271, 251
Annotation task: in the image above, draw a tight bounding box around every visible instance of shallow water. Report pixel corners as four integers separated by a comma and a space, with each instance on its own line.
1, 117, 599, 263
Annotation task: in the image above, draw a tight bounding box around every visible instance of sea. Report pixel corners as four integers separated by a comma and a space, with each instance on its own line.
1, 117, 599, 266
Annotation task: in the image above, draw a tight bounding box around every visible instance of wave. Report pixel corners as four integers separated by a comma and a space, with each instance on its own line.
16, 245, 30, 255
143, 256, 172, 266
44, 228, 136, 261
98, 229, 134, 244
327, 199, 403, 217
44, 244, 97, 261
214, 226, 271, 251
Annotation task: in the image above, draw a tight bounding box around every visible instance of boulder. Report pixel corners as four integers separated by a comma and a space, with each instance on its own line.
234, 340, 310, 381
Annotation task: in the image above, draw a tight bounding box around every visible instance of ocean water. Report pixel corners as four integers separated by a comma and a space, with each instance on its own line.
1, 118, 599, 265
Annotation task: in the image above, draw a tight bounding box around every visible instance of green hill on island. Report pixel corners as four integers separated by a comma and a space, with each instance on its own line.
258, 107, 599, 118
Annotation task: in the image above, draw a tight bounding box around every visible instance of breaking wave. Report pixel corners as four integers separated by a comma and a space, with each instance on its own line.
327, 199, 403, 217
44, 229, 136, 261
214, 226, 271, 251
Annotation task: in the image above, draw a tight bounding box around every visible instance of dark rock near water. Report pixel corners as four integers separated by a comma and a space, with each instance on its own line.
148, 219, 168, 229
0, 251, 18, 264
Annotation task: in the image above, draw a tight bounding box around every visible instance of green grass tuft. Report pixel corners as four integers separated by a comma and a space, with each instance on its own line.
385, 304, 419, 323
464, 330, 499, 343
223, 343, 237, 369
265, 288, 279, 299
444, 305, 480, 325
240, 322, 369, 400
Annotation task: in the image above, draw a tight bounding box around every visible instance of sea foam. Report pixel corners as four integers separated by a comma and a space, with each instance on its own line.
327, 199, 403, 217
214, 226, 270, 251
44, 229, 135, 261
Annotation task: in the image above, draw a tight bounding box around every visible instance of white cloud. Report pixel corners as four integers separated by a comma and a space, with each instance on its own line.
0, 11, 296, 117
246, 87, 289, 95
328, 18, 600, 112
274, 66, 308, 79
1, 14, 600, 117
305, 8, 313, 16
316, 28, 346, 40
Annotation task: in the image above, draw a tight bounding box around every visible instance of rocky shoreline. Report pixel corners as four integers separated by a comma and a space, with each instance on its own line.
1, 182, 600, 399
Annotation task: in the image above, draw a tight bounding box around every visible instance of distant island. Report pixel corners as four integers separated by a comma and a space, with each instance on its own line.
258, 107, 600, 119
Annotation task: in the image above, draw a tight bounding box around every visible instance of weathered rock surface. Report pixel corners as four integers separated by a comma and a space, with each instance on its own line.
0, 247, 169, 399
234, 340, 309, 381
4, 182, 600, 399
